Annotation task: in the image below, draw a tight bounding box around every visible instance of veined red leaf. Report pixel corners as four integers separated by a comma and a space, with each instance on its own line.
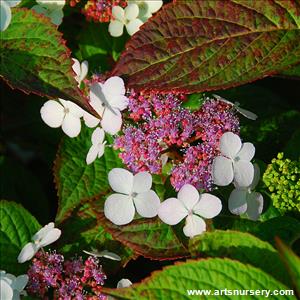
112, 0, 300, 93
0, 8, 89, 110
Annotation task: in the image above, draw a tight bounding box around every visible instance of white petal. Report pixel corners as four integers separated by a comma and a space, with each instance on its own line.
17, 243, 38, 263
97, 143, 105, 158
101, 108, 122, 135
102, 76, 125, 99
0, 1, 11, 32
183, 215, 206, 238
177, 184, 199, 211
117, 279, 132, 288
125, 3, 139, 21
89, 83, 106, 116
228, 189, 248, 215
193, 193, 222, 219
104, 194, 135, 225
40, 100, 64, 128
48, 8, 64, 25
32, 222, 54, 241
108, 168, 133, 194
83, 112, 100, 128
147, 1, 163, 13
236, 106, 258, 120
126, 18, 143, 36
133, 172, 152, 193
158, 198, 187, 225
13, 275, 28, 292
212, 156, 234, 186
91, 127, 105, 144
250, 163, 261, 190
246, 192, 263, 221
86, 144, 99, 165
72, 58, 80, 77
39, 228, 61, 247
6, 0, 22, 7
133, 190, 160, 218
219, 132, 242, 158
112, 5, 125, 21
60, 99, 84, 118
31, 4, 47, 15
96, 250, 121, 261
109, 20, 124, 37
0, 279, 13, 300
61, 113, 81, 137
233, 161, 254, 187
36, 0, 65, 10
80, 60, 89, 82
236, 142, 255, 161
109, 95, 129, 111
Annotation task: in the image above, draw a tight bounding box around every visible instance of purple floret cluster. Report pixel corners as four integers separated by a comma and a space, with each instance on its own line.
114, 91, 240, 191
27, 251, 107, 300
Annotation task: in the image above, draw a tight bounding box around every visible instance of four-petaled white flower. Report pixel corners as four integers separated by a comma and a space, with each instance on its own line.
72, 58, 88, 86
18, 222, 61, 263
86, 127, 106, 164
109, 4, 143, 37
40, 98, 84, 138
228, 164, 263, 221
158, 184, 222, 238
0, 271, 28, 300
0, 0, 21, 32
212, 132, 255, 187
32, 0, 65, 25
88, 76, 128, 135
130, 0, 163, 22
104, 168, 160, 225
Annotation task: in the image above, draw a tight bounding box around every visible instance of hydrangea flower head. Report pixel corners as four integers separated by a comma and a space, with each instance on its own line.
212, 132, 255, 187
229, 164, 263, 220
158, 184, 222, 237
18, 222, 61, 263
104, 168, 160, 225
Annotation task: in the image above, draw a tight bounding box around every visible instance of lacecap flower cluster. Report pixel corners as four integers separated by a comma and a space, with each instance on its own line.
263, 153, 300, 213
114, 92, 240, 191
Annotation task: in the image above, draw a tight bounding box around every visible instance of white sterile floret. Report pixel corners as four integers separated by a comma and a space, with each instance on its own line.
228, 164, 263, 221
104, 168, 160, 225
130, 0, 163, 22
158, 184, 222, 238
86, 127, 106, 164
88, 76, 129, 135
0, 271, 28, 300
213, 94, 258, 120
32, 0, 66, 25
40, 98, 84, 138
212, 132, 255, 187
0, 0, 21, 32
72, 58, 88, 86
83, 249, 121, 261
109, 4, 143, 37
18, 222, 61, 263
117, 278, 133, 288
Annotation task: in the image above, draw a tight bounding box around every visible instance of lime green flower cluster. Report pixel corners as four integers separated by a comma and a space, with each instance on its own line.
263, 153, 300, 213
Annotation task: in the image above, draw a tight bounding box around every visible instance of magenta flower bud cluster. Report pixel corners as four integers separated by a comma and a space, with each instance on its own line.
26, 251, 107, 300
114, 91, 240, 191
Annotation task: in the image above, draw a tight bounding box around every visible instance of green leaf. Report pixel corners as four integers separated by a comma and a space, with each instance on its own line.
276, 238, 300, 296
103, 258, 296, 299
96, 207, 189, 260
0, 200, 41, 275
214, 216, 300, 247
182, 93, 205, 111
0, 8, 88, 110
112, 1, 300, 93
189, 230, 289, 286
77, 22, 128, 73
54, 127, 123, 222
279, 63, 300, 79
